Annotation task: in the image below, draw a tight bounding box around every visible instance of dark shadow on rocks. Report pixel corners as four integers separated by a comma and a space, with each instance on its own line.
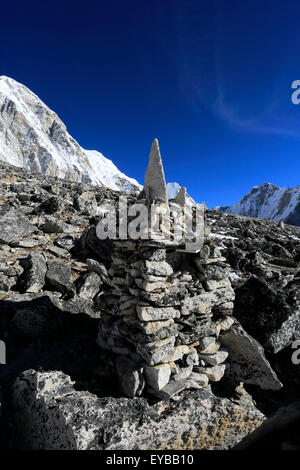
0, 300, 121, 449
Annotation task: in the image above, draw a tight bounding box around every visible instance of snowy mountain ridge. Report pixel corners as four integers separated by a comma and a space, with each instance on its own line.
0, 76, 141, 192
220, 182, 300, 226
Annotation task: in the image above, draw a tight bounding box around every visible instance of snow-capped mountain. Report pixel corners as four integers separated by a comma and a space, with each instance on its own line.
167, 182, 181, 199
167, 182, 196, 206
0, 76, 141, 192
219, 182, 300, 226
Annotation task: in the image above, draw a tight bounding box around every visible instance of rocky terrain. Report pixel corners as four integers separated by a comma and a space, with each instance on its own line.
0, 150, 299, 450
220, 182, 300, 226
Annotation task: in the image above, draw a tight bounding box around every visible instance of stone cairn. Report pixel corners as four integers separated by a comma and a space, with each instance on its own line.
96, 139, 235, 398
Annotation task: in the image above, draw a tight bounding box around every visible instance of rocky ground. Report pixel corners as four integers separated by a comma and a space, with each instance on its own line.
0, 161, 300, 450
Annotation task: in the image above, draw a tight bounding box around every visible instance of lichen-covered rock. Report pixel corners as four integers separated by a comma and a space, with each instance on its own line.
74, 191, 97, 215
0, 210, 36, 244
77, 272, 102, 300
12, 369, 265, 450
19, 252, 47, 293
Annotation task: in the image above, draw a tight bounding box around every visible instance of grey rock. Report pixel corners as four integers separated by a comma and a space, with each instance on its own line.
42, 216, 80, 234
115, 356, 145, 398
0, 274, 16, 291
86, 258, 108, 278
198, 350, 228, 366
0, 210, 36, 244
46, 262, 76, 298
11, 238, 42, 248
59, 296, 99, 317
37, 196, 60, 215
185, 349, 199, 366
77, 272, 102, 300
55, 235, 75, 251
143, 139, 168, 204
161, 345, 190, 363
220, 321, 282, 390
144, 364, 171, 391
137, 305, 179, 322
47, 245, 70, 259
199, 336, 216, 351
195, 364, 226, 382
126, 323, 180, 343
74, 191, 97, 215
174, 186, 187, 207
143, 260, 173, 277
234, 277, 300, 354
181, 286, 235, 316
150, 379, 188, 399
188, 372, 209, 387
12, 369, 265, 450
41, 216, 65, 233
21, 251, 47, 293
204, 264, 229, 281
173, 365, 193, 382
136, 336, 176, 366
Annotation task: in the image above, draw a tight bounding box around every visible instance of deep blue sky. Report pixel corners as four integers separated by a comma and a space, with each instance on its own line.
1, 0, 300, 207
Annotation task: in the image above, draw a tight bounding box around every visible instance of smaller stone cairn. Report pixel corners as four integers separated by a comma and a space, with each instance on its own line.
96, 139, 235, 398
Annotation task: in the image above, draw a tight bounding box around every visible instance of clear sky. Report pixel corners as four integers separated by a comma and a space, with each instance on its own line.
1, 0, 300, 207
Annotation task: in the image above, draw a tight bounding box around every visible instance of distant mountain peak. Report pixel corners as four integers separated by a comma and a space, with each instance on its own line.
219, 182, 300, 226
0, 76, 141, 192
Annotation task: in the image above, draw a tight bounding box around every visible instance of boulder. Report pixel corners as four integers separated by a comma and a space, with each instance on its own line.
234, 277, 300, 353
0, 210, 36, 244
74, 191, 97, 215
220, 320, 282, 390
41, 216, 80, 234
12, 369, 265, 450
45, 262, 76, 298
19, 252, 47, 293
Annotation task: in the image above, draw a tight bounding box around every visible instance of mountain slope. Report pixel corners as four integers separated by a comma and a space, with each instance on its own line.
0, 76, 141, 192
220, 182, 300, 226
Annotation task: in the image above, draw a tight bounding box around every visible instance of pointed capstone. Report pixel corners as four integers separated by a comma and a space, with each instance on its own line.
144, 139, 168, 204
175, 186, 187, 207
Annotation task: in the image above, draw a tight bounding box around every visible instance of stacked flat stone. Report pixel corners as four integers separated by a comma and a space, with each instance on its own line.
96, 237, 235, 398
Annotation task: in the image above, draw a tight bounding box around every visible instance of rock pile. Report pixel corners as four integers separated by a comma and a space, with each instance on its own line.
97, 238, 236, 398
95, 140, 236, 398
